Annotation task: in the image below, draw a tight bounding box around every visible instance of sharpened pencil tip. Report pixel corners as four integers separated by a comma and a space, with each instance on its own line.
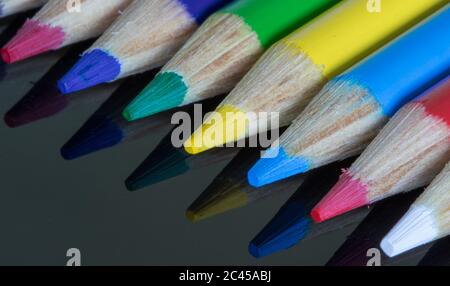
249, 203, 312, 258
58, 49, 121, 94
185, 210, 201, 223
2, 19, 65, 63
183, 105, 248, 155
0, 48, 11, 64
381, 205, 438, 257
60, 117, 124, 160
311, 171, 369, 223
123, 72, 187, 121
248, 148, 310, 187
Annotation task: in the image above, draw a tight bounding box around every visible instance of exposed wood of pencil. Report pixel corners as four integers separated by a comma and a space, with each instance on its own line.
281, 79, 387, 168
34, 0, 132, 46
349, 103, 450, 202
221, 41, 325, 137
92, 0, 198, 77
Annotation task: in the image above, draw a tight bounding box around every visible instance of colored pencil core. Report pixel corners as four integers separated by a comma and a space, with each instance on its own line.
1, 19, 65, 64
248, 148, 311, 187
184, 105, 248, 155
311, 171, 369, 222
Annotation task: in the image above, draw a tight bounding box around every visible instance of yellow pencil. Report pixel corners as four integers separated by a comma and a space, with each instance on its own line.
184, 0, 446, 155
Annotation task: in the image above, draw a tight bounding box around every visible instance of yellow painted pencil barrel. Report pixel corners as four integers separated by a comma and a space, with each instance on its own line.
284, 0, 445, 78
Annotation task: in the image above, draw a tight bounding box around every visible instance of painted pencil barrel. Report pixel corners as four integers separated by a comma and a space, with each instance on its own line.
340, 7, 450, 116
221, 0, 339, 47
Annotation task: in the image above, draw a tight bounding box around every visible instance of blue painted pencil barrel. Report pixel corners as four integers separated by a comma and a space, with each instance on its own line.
338, 7, 450, 116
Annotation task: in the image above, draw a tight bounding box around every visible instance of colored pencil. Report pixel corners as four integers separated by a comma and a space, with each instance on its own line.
125, 96, 233, 191
249, 158, 370, 258
418, 237, 450, 266
0, 0, 46, 18
4, 41, 106, 127
312, 77, 450, 223
186, 146, 305, 222
60, 69, 174, 160
1, 0, 133, 64
183, 0, 446, 155
381, 162, 450, 257
248, 8, 450, 187
326, 189, 426, 266
126, 132, 238, 191
123, 0, 339, 121
57, 0, 233, 94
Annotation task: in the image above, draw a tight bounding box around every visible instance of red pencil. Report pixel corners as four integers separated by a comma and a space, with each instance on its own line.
312, 77, 450, 223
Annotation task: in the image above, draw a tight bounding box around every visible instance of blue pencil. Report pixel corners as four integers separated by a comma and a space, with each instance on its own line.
248, 7, 450, 187
248, 158, 368, 258
57, 0, 233, 94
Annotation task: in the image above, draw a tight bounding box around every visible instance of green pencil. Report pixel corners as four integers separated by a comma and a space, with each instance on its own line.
123, 0, 339, 121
